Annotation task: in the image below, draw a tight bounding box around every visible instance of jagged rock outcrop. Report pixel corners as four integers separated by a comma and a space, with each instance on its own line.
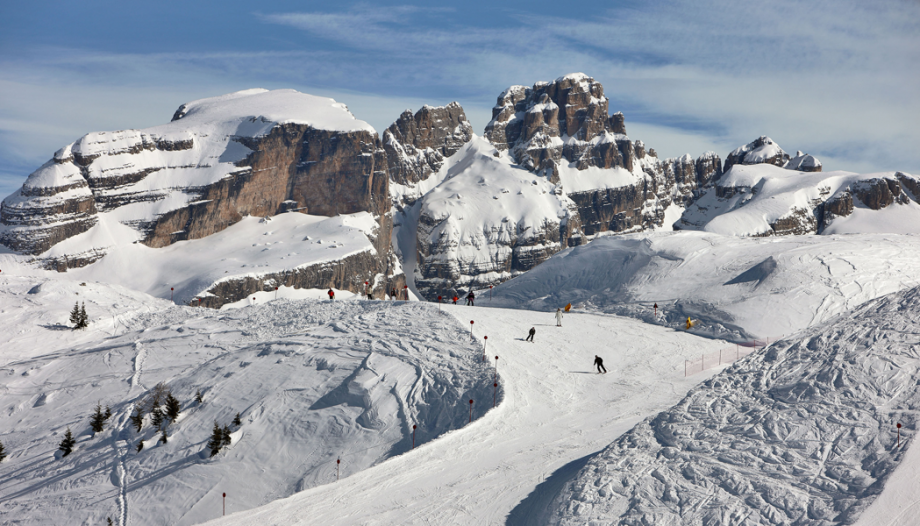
384, 103, 473, 199
1, 89, 402, 304
787, 150, 822, 172
411, 75, 723, 298
724, 136, 790, 172
818, 172, 918, 231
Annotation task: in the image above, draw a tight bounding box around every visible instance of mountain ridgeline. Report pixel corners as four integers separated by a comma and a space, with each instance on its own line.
2, 76, 918, 305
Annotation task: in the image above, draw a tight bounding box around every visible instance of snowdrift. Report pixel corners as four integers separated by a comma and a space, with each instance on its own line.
542, 284, 920, 525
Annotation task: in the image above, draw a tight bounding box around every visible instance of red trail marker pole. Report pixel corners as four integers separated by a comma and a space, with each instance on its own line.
493, 382, 497, 407
494, 356, 499, 382
654, 302, 657, 317
170, 287, 174, 301
483, 336, 488, 361
437, 296, 442, 313
470, 320, 474, 339
336, 458, 340, 481
403, 285, 408, 301
412, 425, 417, 449
469, 399, 473, 423
275, 287, 278, 300
897, 423, 902, 447
222, 493, 226, 516
364, 281, 369, 298
489, 285, 493, 301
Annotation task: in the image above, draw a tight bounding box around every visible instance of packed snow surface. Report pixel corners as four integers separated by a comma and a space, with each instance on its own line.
488, 231, 920, 340
206, 304, 727, 526
0, 282, 495, 525
544, 284, 920, 525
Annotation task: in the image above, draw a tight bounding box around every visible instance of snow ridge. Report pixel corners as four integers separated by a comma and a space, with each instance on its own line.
545, 285, 920, 525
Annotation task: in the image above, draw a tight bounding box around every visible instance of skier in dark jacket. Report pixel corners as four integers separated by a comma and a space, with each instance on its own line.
466, 291, 475, 306
525, 327, 535, 342
594, 355, 607, 374
391, 287, 397, 300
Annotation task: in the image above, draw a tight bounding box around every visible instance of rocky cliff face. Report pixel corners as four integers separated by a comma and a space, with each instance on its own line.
1, 89, 401, 303
410, 74, 722, 299
384, 103, 473, 206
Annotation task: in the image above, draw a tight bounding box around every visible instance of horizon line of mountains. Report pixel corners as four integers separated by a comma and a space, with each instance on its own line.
2, 72, 917, 306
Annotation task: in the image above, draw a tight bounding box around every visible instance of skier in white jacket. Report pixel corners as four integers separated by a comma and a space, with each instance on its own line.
555, 308, 563, 327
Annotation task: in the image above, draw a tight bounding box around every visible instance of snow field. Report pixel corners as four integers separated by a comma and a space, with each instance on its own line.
0, 297, 494, 525
207, 303, 729, 526
544, 285, 920, 525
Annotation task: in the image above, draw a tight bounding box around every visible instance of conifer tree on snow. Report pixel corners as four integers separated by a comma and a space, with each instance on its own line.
221, 425, 232, 447
159, 428, 168, 444
79, 302, 88, 328
108, 518, 114, 526
90, 402, 110, 433
232, 412, 242, 426
69, 302, 81, 329
58, 428, 76, 457
130, 406, 144, 432
195, 389, 203, 404
207, 421, 223, 457
136, 441, 144, 453
165, 393, 181, 422
151, 405, 164, 429
0, 439, 6, 463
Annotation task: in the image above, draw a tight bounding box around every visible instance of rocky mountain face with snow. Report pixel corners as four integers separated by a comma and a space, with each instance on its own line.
0, 89, 404, 303
410, 74, 723, 299
676, 136, 920, 237
384, 103, 473, 207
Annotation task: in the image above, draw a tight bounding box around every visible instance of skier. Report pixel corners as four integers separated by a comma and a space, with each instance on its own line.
525, 327, 535, 342
367, 292, 374, 300
452, 295, 459, 305
327, 289, 335, 301
466, 291, 475, 306
391, 287, 397, 300
686, 317, 693, 330
594, 355, 607, 374
555, 308, 563, 327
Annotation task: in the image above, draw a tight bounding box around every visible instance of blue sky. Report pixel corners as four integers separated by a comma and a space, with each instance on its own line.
1, 0, 918, 198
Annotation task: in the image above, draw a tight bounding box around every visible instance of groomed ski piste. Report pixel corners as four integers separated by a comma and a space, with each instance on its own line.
2, 232, 920, 525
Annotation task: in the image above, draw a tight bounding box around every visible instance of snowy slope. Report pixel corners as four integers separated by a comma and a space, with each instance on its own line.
52, 211, 381, 305
543, 284, 920, 525
487, 231, 920, 340
0, 288, 494, 525
205, 303, 729, 526
678, 164, 920, 236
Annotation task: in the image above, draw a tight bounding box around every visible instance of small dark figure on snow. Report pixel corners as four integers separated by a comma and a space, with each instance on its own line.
466, 291, 475, 306
525, 327, 535, 342
594, 355, 607, 374
367, 293, 374, 300
327, 289, 335, 301
452, 295, 459, 305
391, 287, 397, 300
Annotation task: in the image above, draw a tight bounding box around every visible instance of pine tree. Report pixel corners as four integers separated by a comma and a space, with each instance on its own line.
136, 441, 144, 453
221, 425, 232, 447
130, 406, 144, 432
58, 428, 76, 457
90, 402, 107, 433
207, 421, 223, 457
165, 393, 181, 422
195, 389, 203, 404
151, 405, 164, 429
0, 439, 6, 463
232, 412, 242, 426
104, 405, 112, 420
69, 302, 81, 329
159, 429, 168, 444
78, 302, 89, 329
108, 518, 114, 526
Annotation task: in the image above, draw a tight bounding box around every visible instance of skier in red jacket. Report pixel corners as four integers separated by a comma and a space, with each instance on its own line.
327, 289, 335, 300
